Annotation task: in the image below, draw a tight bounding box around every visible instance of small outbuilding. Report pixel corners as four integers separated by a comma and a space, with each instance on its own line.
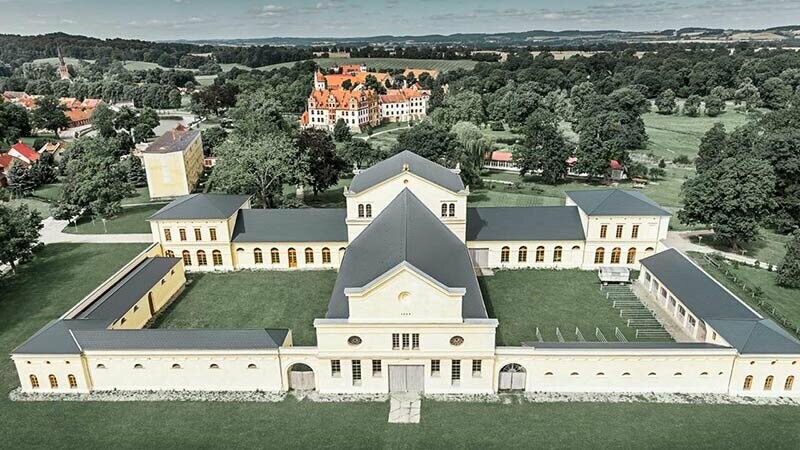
598, 266, 631, 284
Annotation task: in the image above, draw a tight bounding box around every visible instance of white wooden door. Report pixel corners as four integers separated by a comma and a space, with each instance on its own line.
289, 371, 314, 390
389, 365, 424, 393
468, 248, 489, 269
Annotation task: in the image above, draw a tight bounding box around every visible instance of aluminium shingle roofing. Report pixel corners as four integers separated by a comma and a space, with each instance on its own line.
705, 319, 800, 355
327, 188, 486, 319
348, 150, 465, 194
148, 194, 250, 220
72, 328, 289, 351
232, 208, 348, 243
566, 189, 671, 216
466, 206, 586, 241
75, 257, 181, 325
12, 319, 107, 355
639, 248, 758, 321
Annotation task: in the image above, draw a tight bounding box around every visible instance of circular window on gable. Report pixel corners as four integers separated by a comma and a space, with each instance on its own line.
348, 336, 362, 346
398, 291, 411, 302
449, 336, 464, 346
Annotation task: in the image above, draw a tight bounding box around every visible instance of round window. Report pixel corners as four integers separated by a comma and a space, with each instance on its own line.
348, 336, 362, 346
449, 336, 464, 346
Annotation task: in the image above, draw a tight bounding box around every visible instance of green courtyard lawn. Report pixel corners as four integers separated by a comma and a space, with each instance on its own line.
690, 229, 791, 267
63, 203, 162, 234
690, 253, 800, 337
1, 243, 800, 447
153, 271, 338, 345
480, 269, 660, 344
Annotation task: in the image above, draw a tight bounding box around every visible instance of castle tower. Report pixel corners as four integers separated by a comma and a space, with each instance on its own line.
57, 47, 71, 81
313, 71, 327, 90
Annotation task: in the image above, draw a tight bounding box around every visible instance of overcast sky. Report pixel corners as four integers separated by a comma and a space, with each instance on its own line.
2, 0, 800, 41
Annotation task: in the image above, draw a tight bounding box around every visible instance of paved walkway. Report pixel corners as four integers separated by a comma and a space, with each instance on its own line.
664, 230, 758, 265
39, 217, 152, 244
388, 393, 421, 423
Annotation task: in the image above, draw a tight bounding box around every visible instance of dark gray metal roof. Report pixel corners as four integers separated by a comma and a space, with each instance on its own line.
327, 188, 487, 319
566, 189, 671, 216
349, 150, 465, 194
143, 128, 200, 154
75, 257, 181, 325
149, 194, 250, 220
640, 248, 759, 321
522, 342, 729, 350
73, 329, 289, 351
232, 208, 348, 243
705, 319, 800, 354
466, 206, 585, 241
12, 319, 107, 355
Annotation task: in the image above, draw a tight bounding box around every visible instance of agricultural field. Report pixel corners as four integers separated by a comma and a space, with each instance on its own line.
255, 57, 479, 72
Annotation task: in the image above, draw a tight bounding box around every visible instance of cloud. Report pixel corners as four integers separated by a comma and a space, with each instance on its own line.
255, 4, 288, 17
60, 18, 76, 24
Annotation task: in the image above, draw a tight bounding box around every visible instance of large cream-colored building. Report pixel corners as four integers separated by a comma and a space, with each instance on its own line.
142, 126, 204, 199
12, 151, 800, 398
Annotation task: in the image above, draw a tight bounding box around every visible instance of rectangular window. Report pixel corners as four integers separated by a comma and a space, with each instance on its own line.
472, 360, 482, 377
164, 228, 172, 241
451, 360, 461, 384
431, 359, 440, 376
372, 360, 382, 376
645, 272, 651, 282
615, 224, 624, 239
179, 228, 187, 241
678, 305, 686, 317
352, 360, 361, 385
392, 333, 400, 350
331, 360, 341, 377
412, 333, 419, 350
209, 228, 217, 241
688, 316, 697, 327
402, 333, 410, 350
194, 228, 202, 241
600, 224, 608, 238
631, 224, 640, 239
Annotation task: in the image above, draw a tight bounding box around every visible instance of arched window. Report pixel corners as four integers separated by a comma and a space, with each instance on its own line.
165, 250, 174, 258
182, 250, 192, 266
271, 248, 280, 264
610, 247, 621, 264
212, 250, 223, 266
172, 364, 182, 369
322, 247, 331, 264
648, 372, 657, 377
68, 374, 77, 388
743, 375, 753, 390
500, 246, 510, 263
96, 364, 106, 369
254, 248, 263, 264
570, 372, 579, 376
247, 364, 258, 369
785, 376, 795, 391
288, 248, 297, 268
518, 246, 527, 263
358, 204, 365, 218
449, 203, 456, 217
544, 372, 554, 376
535, 246, 545, 263
209, 364, 219, 369
30, 375, 39, 389
48, 374, 58, 388
594, 248, 605, 264
365, 204, 372, 218
673, 372, 683, 377
305, 248, 314, 264
197, 250, 207, 266
596, 372, 605, 377
553, 246, 562, 263
700, 372, 709, 376
134, 364, 144, 369
441, 204, 448, 217
622, 372, 631, 377
764, 375, 774, 391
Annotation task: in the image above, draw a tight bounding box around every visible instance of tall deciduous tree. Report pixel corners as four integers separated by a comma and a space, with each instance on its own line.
0, 203, 43, 273
513, 110, 570, 184
340, 139, 384, 169
777, 231, 800, 288
683, 94, 702, 117
297, 129, 346, 196
333, 119, 352, 142
655, 89, 677, 114
392, 121, 459, 167
696, 123, 728, 174
451, 121, 492, 187
31, 95, 69, 137
0, 102, 32, 144
680, 156, 776, 251
212, 133, 305, 208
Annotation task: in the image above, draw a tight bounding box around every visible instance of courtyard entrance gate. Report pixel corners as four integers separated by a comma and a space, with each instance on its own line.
389, 365, 424, 393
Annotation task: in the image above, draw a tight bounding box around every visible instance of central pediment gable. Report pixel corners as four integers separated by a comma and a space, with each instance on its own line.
348, 151, 465, 195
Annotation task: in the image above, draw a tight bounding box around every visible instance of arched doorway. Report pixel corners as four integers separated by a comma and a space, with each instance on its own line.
499, 363, 526, 391
287, 363, 315, 390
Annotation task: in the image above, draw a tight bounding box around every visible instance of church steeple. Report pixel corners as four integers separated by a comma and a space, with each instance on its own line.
57, 47, 71, 81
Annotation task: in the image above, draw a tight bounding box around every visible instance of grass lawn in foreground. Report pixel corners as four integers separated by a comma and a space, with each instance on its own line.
690, 253, 800, 336
63, 204, 162, 234
1, 243, 799, 447
480, 269, 658, 344
153, 271, 338, 345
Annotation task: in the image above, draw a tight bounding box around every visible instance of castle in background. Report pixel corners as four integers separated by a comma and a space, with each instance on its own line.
300, 64, 430, 132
